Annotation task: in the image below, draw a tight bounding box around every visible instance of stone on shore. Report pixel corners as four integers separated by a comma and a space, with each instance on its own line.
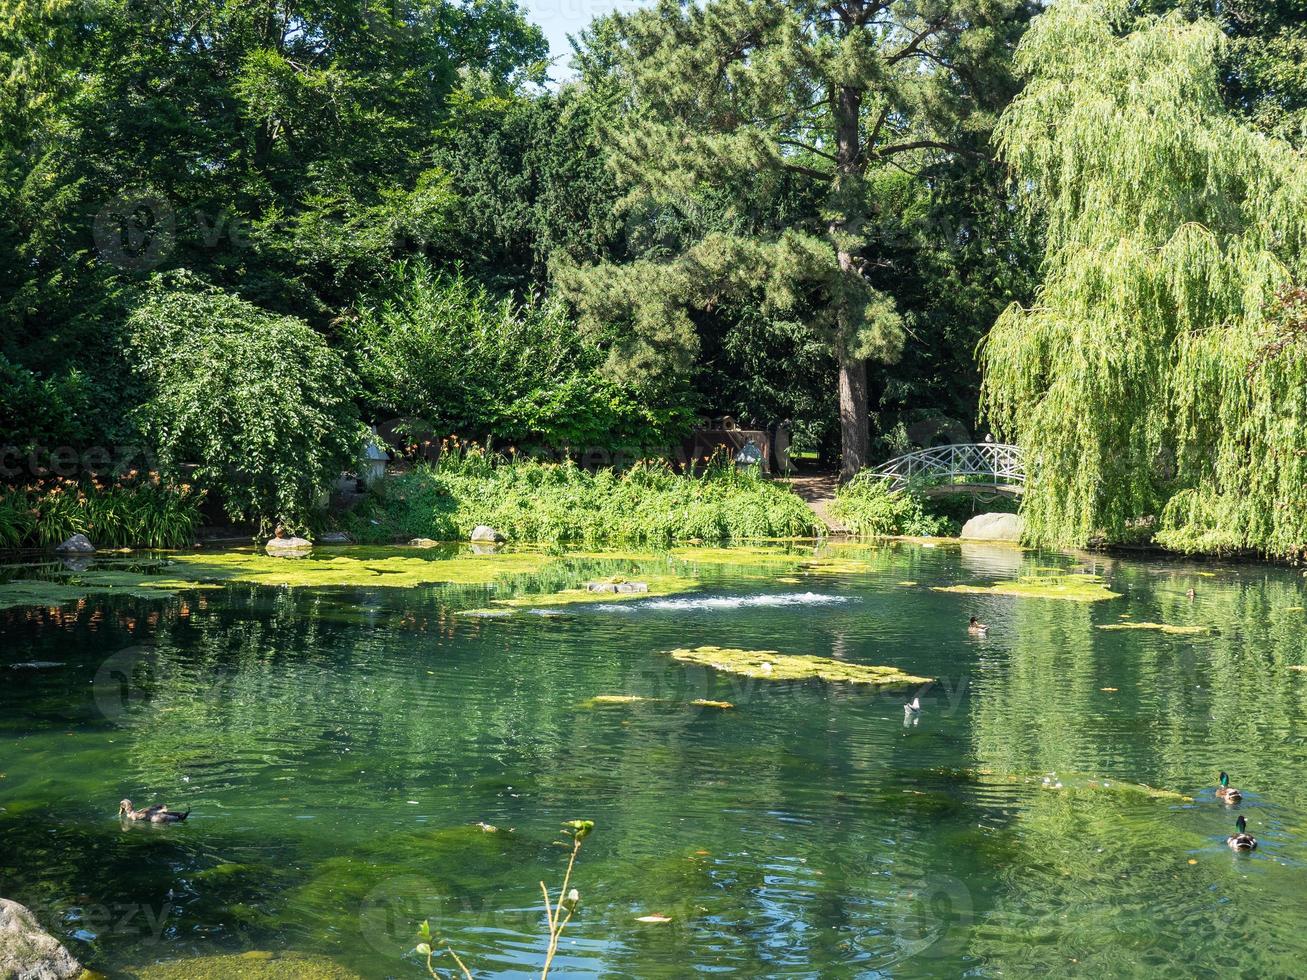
470, 525, 505, 543
0, 898, 83, 980
53, 534, 95, 554
960, 512, 1025, 542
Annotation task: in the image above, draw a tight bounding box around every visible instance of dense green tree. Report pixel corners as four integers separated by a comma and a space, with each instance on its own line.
1142, 1, 1307, 144
129, 274, 365, 529
346, 261, 696, 451
558, 0, 1033, 477
980, 1, 1307, 556
0, 0, 547, 446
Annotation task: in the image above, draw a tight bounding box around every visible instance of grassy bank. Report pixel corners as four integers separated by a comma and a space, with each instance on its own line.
344, 445, 818, 545
831, 473, 1020, 537
0, 477, 204, 550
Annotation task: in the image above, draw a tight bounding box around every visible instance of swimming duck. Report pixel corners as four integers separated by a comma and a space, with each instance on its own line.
1215, 772, 1243, 804
119, 799, 190, 823
1226, 815, 1256, 851
968, 616, 988, 635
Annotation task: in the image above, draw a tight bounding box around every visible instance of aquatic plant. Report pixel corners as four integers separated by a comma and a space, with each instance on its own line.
346, 452, 818, 546
668, 645, 931, 686
417, 819, 595, 980
1096, 622, 1209, 635
934, 572, 1120, 603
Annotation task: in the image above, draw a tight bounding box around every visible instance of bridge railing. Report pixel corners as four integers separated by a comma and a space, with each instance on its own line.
870, 443, 1024, 492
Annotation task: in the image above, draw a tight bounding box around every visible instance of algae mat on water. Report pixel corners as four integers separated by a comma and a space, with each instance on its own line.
1096, 622, 1209, 635
668, 645, 932, 686
168, 549, 555, 588
934, 572, 1120, 602
121, 950, 362, 979
0, 569, 220, 610
468, 573, 699, 614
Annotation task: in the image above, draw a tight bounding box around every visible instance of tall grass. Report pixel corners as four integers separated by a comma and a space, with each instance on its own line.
0, 476, 205, 550
830, 474, 953, 537
348, 441, 818, 545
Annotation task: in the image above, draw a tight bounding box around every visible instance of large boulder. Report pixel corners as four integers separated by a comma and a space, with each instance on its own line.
0, 898, 83, 980
960, 512, 1025, 542
469, 525, 505, 543
53, 534, 95, 554
264, 536, 313, 556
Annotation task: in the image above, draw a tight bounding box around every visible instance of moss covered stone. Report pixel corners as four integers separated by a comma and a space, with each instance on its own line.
667, 645, 931, 686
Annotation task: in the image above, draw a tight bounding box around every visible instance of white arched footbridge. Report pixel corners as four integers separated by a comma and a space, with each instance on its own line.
870, 443, 1025, 498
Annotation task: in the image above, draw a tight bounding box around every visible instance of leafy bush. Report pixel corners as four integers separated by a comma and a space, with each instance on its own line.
0, 477, 204, 549
346, 262, 696, 452
830, 474, 952, 537
129, 275, 365, 531
346, 444, 818, 545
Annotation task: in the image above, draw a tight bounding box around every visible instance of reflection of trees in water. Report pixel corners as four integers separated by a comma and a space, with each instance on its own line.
964, 562, 1307, 975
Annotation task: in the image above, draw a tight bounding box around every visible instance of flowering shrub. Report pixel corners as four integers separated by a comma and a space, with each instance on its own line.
0, 475, 203, 549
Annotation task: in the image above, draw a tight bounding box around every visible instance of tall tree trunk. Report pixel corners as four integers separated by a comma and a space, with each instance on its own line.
836, 327, 869, 480
833, 82, 868, 481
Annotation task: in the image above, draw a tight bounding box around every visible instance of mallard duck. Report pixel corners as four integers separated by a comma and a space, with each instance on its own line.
968, 616, 988, 635
119, 799, 190, 823
1215, 772, 1243, 804
1227, 815, 1257, 851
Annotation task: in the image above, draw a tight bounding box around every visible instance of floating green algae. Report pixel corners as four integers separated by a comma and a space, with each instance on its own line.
465, 573, 698, 615
667, 645, 932, 686
584, 694, 734, 709
934, 572, 1120, 602
121, 950, 362, 979
1097, 622, 1209, 635
0, 569, 218, 610
168, 548, 554, 589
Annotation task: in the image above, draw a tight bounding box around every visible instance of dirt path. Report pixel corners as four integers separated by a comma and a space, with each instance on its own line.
778, 474, 849, 535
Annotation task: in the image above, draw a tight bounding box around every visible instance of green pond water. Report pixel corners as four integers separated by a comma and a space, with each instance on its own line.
3, 541, 1307, 978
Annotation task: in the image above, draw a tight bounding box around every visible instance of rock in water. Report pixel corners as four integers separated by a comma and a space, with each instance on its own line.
264, 536, 313, 556
53, 534, 95, 554
470, 525, 505, 543
0, 898, 83, 980
959, 513, 1025, 542
407, 537, 438, 548
585, 581, 649, 594
318, 531, 351, 544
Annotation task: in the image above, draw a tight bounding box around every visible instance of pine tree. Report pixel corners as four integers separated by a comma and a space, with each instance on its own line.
558, 0, 1030, 477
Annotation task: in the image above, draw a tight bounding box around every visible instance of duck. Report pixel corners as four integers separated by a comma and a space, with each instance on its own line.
119, 799, 190, 823
1215, 772, 1243, 804
1186, 588, 1196, 600
1226, 815, 1257, 851
968, 616, 988, 635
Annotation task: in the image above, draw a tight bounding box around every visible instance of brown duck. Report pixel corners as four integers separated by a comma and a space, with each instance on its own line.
119, 799, 190, 823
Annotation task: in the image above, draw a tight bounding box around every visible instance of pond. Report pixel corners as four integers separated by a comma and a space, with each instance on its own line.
2, 541, 1306, 978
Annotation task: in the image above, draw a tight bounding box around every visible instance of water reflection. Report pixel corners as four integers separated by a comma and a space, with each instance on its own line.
1, 544, 1306, 977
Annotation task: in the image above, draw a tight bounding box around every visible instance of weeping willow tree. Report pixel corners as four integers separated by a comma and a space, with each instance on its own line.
979, 0, 1307, 557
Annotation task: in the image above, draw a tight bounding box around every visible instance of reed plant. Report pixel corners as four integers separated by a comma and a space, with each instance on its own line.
349, 440, 819, 545
0, 474, 204, 550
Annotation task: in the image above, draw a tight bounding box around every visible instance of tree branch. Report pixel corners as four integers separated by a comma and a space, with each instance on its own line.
886, 17, 948, 66
875, 140, 986, 159
778, 138, 839, 163
782, 161, 833, 181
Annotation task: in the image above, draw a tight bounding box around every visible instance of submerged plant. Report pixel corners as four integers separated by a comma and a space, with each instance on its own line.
416, 819, 595, 980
